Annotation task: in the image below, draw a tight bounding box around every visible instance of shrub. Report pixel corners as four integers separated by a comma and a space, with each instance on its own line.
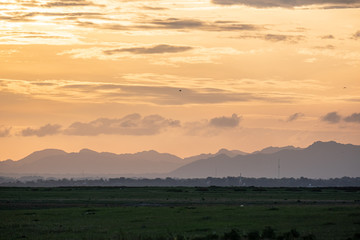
223, 229, 241, 240
262, 226, 276, 239
247, 230, 260, 240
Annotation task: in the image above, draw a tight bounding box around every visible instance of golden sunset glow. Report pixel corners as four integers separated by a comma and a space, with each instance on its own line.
1, 0, 360, 160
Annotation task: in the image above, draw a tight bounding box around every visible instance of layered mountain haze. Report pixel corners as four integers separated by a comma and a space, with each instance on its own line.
1, 149, 183, 176
170, 141, 360, 179
183, 148, 248, 162
1, 141, 359, 179
252, 146, 302, 155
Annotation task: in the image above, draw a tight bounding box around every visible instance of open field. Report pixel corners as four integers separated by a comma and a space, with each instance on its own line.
0, 187, 359, 240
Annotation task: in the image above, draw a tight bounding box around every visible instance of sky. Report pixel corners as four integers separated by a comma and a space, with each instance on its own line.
1, 0, 360, 161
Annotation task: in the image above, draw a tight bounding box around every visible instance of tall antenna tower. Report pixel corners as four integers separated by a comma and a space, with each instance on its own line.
277, 159, 280, 179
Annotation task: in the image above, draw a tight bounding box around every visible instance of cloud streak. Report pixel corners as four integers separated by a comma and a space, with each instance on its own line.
64, 114, 180, 136
344, 113, 360, 123
287, 112, 304, 122
320, 112, 360, 124
211, 0, 360, 9
103, 44, 193, 55
21, 124, 62, 137
76, 18, 262, 33
0, 127, 11, 137
237, 33, 305, 43
352, 31, 360, 40
210, 114, 241, 128
0, 78, 302, 106
321, 112, 341, 124
42, 0, 103, 8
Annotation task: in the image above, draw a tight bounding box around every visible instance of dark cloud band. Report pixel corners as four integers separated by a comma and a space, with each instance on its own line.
103, 44, 193, 55
211, 0, 360, 8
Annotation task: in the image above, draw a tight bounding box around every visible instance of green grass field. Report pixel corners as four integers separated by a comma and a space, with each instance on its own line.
0, 187, 359, 240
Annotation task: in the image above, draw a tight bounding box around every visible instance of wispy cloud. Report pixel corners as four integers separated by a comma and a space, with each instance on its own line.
320, 112, 360, 124
145, 18, 260, 31
184, 113, 242, 136
42, 0, 104, 8
103, 44, 193, 55
0, 77, 318, 106
237, 33, 305, 43
64, 114, 180, 136
321, 112, 342, 124
0, 126, 11, 137
298, 48, 360, 62
21, 124, 62, 137
59, 45, 265, 65
321, 34, 335, 39
344, 113, 360, 123
211, 0, 360, 9
352, 30, 360, 40
75, 18, 262, 33
209, 113, 241, 128
286, 112, 304, 122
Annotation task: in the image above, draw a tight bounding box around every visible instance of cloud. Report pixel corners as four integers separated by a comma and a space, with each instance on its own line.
146, 18, 260, 31
0, 126, 11, 137
0, 9, 107, 26
286, 112, 304, 122
60, 45, 266, 65
209, 113, 241, 128
344, 113, 360, 123
43, 0, 103, 8
264, 34, 304, 42
76, 18, 261, 33
184, 114, 242, 136
0, 12, 37, 22
321, 35, 335, 39
298, 48, 360, 62
321, 112, 341, 124
141, 6, 168, 11
314, 45, 335, 50
238, 33, 305, 43
21, 124, 62, 137
352, 31, 360, 40
103, 44, 193, 55
1, 78, 297, 107
211, 0, 360, 9
64, 114, 180, 136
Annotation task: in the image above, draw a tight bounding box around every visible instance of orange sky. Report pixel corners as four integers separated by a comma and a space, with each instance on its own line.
1, 0, 360, 160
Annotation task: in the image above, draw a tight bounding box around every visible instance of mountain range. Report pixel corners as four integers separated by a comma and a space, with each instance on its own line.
1, 141, 359, 179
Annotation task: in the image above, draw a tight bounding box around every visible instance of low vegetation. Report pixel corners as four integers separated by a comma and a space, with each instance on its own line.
0, 187, 359, 240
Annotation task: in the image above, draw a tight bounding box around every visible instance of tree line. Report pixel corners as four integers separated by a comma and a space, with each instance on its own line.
0, 176, 359, 187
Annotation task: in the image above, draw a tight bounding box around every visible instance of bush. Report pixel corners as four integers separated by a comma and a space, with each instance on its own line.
222, 229, 241, 240
262, 226, 276, 239
247, 231, 260, 240
301, 234, 316, 240
282, 228, 300, 240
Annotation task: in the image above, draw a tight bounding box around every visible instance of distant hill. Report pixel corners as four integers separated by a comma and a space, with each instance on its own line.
183, 148, 248, 162
0, 149, 183, 176
252, 146, 302, 155
1, 141, 359, 179
170, 141, 360, 179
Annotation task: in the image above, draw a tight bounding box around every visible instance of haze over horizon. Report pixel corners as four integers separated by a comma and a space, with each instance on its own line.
1, 141, 359, 179
1, 0, 360, 161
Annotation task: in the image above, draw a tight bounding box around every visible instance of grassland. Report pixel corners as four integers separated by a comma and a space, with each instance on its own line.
0, 187, 359, 240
